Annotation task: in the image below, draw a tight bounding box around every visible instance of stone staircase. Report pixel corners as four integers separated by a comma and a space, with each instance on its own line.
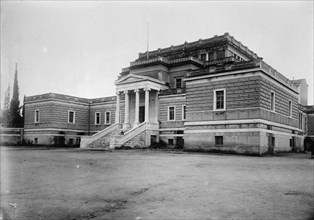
80, 123, 122, 149
80, 122, 159, 150
110, 122, 147, 148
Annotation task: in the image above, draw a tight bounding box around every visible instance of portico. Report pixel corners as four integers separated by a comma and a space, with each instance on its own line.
115, 74, 168, 130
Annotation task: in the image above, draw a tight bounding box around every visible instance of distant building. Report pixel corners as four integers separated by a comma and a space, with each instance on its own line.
23, 33, 312, 155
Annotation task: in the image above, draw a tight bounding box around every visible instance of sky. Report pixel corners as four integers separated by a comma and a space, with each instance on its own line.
1, 1, 313, 106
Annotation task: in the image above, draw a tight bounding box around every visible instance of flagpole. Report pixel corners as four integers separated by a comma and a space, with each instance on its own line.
146, 20, 149, 59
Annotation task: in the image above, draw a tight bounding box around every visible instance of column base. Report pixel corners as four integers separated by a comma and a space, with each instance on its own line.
123, 123, 131, 130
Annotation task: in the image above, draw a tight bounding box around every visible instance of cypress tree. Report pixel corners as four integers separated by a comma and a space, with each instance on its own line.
9, 64, 23, 127
1, 84, 11, 126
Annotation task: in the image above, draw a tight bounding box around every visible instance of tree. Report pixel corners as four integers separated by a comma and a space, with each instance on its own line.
8, 64, 23, 127
0, 84, 11, 126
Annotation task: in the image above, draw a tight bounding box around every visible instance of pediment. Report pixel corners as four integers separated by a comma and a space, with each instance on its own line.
117, 76, 146, 84
115, 74, 166, 86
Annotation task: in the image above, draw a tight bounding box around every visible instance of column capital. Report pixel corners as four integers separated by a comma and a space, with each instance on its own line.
116, 91, 121, 95
144, 88, 151, 92
124, 90, 129, 94
134, 89, 140, 93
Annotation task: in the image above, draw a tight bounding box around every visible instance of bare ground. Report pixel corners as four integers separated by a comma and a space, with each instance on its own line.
1, 146, 313, 220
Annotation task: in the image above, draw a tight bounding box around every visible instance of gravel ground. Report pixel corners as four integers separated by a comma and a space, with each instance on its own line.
1, 146, 313, 220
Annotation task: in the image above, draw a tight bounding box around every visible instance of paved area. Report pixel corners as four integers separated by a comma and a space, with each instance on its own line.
1, 146, 313, 220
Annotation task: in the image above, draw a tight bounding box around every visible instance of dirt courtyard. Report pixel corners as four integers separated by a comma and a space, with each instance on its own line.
1, 147, 313, 220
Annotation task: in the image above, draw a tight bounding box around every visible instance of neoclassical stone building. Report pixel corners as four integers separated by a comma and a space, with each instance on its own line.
24, 33, 310, 155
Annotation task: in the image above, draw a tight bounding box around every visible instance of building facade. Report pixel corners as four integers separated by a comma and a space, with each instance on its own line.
23, 33, 311, 155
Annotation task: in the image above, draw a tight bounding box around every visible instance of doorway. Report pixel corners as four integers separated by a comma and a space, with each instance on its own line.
268, 135, 275, 155
139, 106, 145, 123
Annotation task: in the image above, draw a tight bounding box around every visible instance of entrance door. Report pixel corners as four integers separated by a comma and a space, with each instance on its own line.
176, 137, 184, 148
268, 135, 275, 155
139, 106, 145, 123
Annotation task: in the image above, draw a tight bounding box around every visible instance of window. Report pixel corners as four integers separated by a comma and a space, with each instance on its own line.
34, 110, 40, 123
217, 50, 225, 59
270, 92, 275, 111
288, 101, 292, 117
209, 52, 215, 61
299, 113, 303, 129
175, 78, 182, 89
214, 89, 226, 111
105, 111, 111, 124
68, 111, 75, 124
215, 136, 223, 146
200, 53, 207, 61
69, 138, 74, 145
168, 106, 175, 121
95, 112, 101, 125
182, 105, 186, 120
168, 139, 174, 145
34, 138, 38, 144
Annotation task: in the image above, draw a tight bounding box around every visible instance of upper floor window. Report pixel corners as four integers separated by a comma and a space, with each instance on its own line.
168, 106, 175, 121
34, 110, 40, 123
105, 111, 111, 124
68, 111, 75, 124
213, 89, 226, 111
299, 113, 303, 129
209, 52, 215, 61
217, 50, 225, 59
288, 101, 292, 117
95, 112, 101, 125
182, 105, 186, 120
270, 92, 275, 111
200, 53, 207, 61
175, 78, 182, 89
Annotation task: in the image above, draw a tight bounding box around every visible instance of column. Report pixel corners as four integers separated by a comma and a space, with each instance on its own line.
155, 90, 159, 123
115, 91, 120, 123
124, 90, 129, 128
134, 89, 140, 125
144, 88, 150, 122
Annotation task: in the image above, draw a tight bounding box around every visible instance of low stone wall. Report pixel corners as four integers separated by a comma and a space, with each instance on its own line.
0, 128, 23, 145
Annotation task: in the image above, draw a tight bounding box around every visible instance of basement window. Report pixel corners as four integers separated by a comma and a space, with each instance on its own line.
168, 139, 174, 145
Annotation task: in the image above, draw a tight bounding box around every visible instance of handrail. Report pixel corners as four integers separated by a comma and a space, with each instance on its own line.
82, 123, 119, 143
120, 122, 146, 144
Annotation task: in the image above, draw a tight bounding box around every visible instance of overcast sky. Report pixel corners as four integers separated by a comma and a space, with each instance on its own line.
1, 1, 313, 105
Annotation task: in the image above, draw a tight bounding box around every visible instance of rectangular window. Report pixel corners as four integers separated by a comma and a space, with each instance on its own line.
95, 112, 101, 125
168, 139, 174, 145
105, 111, 111, 124
214, 89, 226, 111
69, 138, 74, 145
270, 92, 275, 111
168, 106, 175, 121
200, 53, 207, 61
215, 136, 223, 146
209, 52, 215, 61
34, 110, 40, 123
68, 111, 75, 124
182, 105, 186, 120
175, 78, 182, 89
217, 50, 225, 59
299, 113, 303, 129
288, 101, 292, 117
34, 138, 38, 144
